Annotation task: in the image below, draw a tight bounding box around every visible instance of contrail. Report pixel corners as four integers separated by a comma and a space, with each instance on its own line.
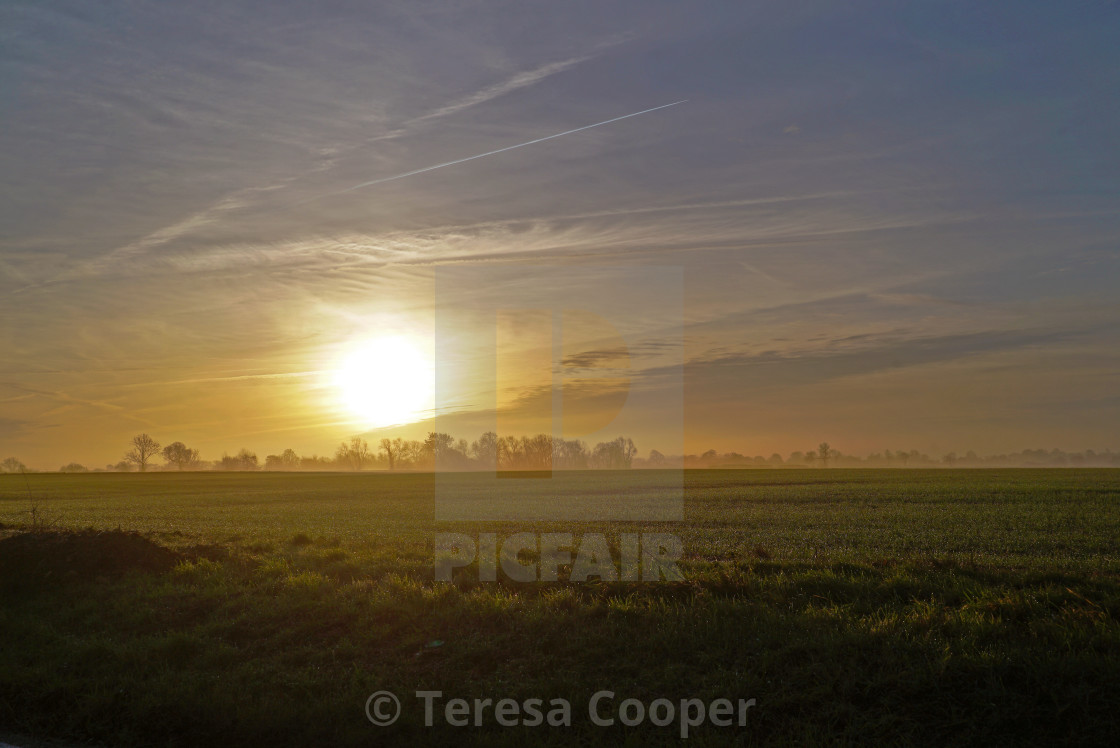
322, 100, 688, 198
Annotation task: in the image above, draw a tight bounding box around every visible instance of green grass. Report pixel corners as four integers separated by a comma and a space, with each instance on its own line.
1, 470, 1118, 746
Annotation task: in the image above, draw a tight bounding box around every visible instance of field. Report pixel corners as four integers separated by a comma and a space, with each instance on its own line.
1, 470, 1118, 746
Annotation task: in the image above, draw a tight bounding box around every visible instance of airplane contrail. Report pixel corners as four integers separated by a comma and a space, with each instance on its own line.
321, 100, 688, 198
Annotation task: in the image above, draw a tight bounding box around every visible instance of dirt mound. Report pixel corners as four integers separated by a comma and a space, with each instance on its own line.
0, 530, 182, 591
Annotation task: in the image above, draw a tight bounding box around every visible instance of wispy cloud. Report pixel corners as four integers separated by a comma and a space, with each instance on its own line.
56, 52, 605, 282
410, 55, 592, 124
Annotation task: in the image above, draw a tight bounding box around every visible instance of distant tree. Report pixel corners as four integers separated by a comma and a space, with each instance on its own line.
112, 460, 133, 472
647, 449, 666, 467
818, 442, 832, 468
496, 436, 521, 469
553, 439, 589, 469
125, 434, 161, 472
591, 437, 637, 469
351, 439, 371, 470
265, 449, 301, 470
299, 454, 333, 471
59, 463, 88, 473
424, 432, 456, 466
470, 432, 498, 469
1, 457, 27, 473
218, 449, 258, 471
379, 438, 398, 470
769, 453, 784, 465
336, 437, 371, 471
399, 440, 427, 468
522, 434, 553, 469
236, 449, 258, 470
162, 441, 201, 471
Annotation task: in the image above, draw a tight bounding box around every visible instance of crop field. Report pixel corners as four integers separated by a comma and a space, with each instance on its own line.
1, 469, 1119, 746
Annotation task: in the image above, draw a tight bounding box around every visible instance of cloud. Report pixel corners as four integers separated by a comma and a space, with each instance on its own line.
561, 341, 678, 369
681, 327, 1093, 392
410, 55, 592, 124
51, 51, 603, 283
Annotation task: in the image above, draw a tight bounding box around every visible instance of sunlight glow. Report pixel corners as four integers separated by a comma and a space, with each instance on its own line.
332, 336, 434, 427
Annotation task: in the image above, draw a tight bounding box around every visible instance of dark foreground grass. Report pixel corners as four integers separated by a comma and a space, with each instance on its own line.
1, 470, 1118, 746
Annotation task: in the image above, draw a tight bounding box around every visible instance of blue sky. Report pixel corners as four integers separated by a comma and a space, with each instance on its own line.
1, 1, 1118, 467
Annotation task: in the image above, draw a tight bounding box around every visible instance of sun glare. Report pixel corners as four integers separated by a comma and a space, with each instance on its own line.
332, 336, 434, 427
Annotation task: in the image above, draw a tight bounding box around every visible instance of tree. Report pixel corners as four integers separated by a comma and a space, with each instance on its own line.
818, 442, 832, 468
59, 463, 88, 473
1, 457, 27, 473
497, 435, 522, 469
553, 439, 589, 469
265, 449, 301, 470
336, 437, 371, 471
162, 441, 201, 471
424, 432, 455, 466
470, 432, 498, 469
591, 437, 637, 469
379, 438, 398, 470
125, 434, 161, 473
522, 434, 553, 469
218, 449, 258, 471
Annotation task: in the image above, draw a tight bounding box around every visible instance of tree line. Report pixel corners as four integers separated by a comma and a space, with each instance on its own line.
0, 433, 640, 473
676, 444, 1120, 469
3, 439, 1118, 474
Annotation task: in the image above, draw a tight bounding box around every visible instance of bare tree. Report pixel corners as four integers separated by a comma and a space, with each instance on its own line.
337, 437, 371, 471
591, 436, 638, 469
818, 442, 832, 468
1, 457, 27, 473
553, 439, 589, 469
218, 449, 258, 471
470, 432, 498, 469
424, 432, 456, 468
162, 441, 200, 471
379, 438, 397, 470
265, 449, 301, 470
125, 434, 161, 472
398, 439, 426, 469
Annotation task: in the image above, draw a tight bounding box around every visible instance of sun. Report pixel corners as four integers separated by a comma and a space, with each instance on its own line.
332, 336, 434, 427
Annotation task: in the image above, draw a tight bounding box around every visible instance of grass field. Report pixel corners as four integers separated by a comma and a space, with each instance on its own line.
1, 469, 1118, 746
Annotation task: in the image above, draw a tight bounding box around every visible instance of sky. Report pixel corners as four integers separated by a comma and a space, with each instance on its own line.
1, 0, 1118, 469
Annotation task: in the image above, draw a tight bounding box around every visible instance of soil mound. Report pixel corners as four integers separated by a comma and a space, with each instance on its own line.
0, 530, 182, 591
